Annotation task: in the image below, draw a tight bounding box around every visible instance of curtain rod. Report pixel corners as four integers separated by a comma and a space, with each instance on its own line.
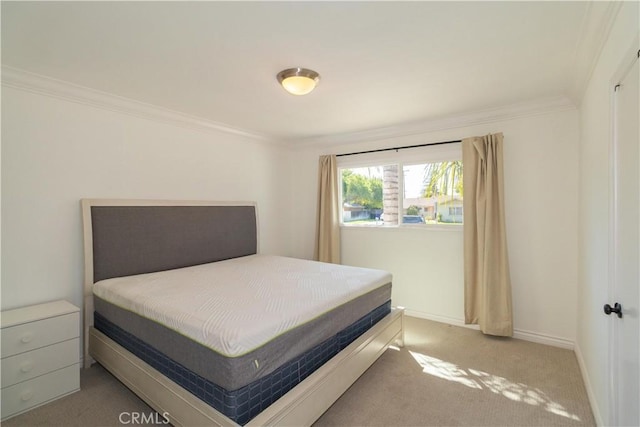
335, 139, 462, 157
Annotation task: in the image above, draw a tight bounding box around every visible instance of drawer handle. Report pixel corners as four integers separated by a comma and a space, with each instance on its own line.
20, 361, 34, 373
20, 334, 33, 344
20, 390, 34, 402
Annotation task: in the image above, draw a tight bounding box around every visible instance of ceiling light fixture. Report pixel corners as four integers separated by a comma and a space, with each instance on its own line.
277, 67, 320, 96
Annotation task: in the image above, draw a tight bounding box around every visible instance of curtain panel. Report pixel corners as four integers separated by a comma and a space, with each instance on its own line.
314, 155, 341, 264
462, 133, 513, 337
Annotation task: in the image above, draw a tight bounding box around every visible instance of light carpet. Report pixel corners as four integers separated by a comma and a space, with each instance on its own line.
3, 317, 595, 426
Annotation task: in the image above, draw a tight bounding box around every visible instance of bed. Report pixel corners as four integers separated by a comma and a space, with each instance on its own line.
81, 199, 404, 426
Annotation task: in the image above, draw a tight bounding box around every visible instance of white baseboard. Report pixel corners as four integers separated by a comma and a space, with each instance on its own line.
512, 328, 574, 350
405, 310, 574, 349
574, 343, 604, 426
405, 310, 474, 329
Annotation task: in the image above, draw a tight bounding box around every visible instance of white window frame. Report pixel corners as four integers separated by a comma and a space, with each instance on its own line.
337, 142, 463, 230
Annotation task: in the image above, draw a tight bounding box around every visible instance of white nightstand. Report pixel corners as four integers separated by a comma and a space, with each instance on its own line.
1, 300, 80, 420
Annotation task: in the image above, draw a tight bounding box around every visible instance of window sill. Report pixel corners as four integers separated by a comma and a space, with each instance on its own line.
340, 224, 463, 232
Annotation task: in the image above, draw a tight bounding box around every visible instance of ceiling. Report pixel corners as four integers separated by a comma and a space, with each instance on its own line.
1, 2, 610, 143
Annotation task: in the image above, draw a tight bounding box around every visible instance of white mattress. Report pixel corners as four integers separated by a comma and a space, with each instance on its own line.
93, 255, 392, 357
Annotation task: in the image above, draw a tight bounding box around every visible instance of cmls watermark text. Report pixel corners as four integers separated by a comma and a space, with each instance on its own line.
119, 412, 170, 425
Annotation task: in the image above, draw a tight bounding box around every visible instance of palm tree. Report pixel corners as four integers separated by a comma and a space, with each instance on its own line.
423, 161, 463, 200
383, 165, 399, 224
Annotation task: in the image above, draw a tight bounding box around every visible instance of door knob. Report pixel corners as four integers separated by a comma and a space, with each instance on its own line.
604, 302, 623, 318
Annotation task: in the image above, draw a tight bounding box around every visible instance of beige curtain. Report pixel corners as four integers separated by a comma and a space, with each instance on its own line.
314, 155, 341, 264
462, 133, 513, 336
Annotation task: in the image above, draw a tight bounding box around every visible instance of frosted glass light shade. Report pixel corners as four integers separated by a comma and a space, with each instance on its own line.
277, 68, 320, 96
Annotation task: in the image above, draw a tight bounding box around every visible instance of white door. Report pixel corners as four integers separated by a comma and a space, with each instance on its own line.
610, 49, 639, 426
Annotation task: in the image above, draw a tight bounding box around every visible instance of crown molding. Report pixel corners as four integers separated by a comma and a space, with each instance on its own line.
1, 66, 277, 144
290, 96, 576, 149
568, 1, 624, 105
2, 66, 577, 150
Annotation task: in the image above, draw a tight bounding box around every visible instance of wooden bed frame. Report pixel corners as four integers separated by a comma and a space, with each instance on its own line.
81, 199, 404, 426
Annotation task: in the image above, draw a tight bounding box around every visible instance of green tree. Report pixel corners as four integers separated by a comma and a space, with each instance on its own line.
423, 161, 463, 200
370, 178, 382, 208
342, 169, 383, 209
406, 205, 420, 215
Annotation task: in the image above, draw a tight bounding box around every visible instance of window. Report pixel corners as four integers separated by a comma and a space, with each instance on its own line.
341, 165, 398, 226
403, 161, 463, 225
339, 144, 463, 227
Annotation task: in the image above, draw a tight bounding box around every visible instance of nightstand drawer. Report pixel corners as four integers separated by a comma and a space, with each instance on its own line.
1, 312, 79, 358
1, 338, 79, 388
1, 364, 80, 420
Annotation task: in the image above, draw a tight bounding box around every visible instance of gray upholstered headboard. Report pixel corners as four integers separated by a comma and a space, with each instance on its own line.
89, 204, 257, 282
80, 199, 258, 366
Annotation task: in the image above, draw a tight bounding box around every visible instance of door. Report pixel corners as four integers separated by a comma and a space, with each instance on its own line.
609, 49, 639, 426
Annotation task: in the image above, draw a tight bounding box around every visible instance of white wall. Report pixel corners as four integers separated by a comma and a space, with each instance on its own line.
577, 2, 639, 425
1, 86, 293, 312
291, 105, 579, 345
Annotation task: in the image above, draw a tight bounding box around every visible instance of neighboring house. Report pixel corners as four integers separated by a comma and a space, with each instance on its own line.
438, 198, 463, 223
403, 197, 432, 216
342, 203, 368, 222
403, 196, 462, 222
